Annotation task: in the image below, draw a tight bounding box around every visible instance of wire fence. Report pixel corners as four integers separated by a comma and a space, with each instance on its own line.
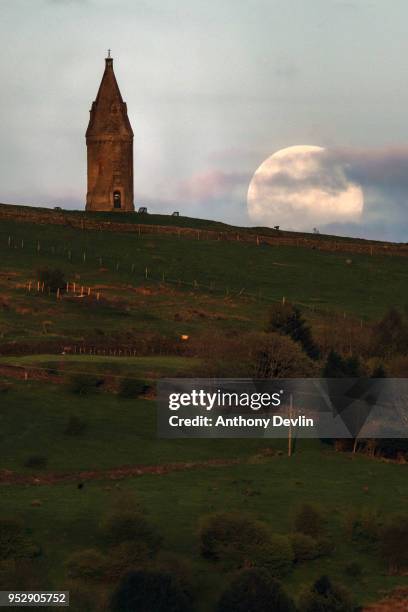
1, 207, 408, 257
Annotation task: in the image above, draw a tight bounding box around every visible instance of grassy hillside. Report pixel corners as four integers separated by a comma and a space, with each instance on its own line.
0, 379, 407, 610
0, 207, 407, 610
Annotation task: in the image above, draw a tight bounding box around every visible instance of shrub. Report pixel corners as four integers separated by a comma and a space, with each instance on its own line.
198, 513, 293, 576
290, 533, 319, 562
62, 582, 108, 612
217, 568, 296, 612
344, 510, 382, 550
253, 333, 317, 378
372, 308, 408, 357
37, 267, 66, 293
0, 382, 11, 394
64, 416, 87, 436
23, 455, 48, 469
199, 512, 271, 560
250, 534, 294, 577
118, 378, 149, 398
0, 559, 44, 591
109, 569, 192, 612
67, 374, 104, 395
153, 552, 195, 606
380, 515, 408, 573
344, 561, 363, 578
105, 541, 158, 580
0, 518, 41, 561
65, 549, 107, 582
298, 575, 355, 612
203, 332, 317, 378
266, 302, 319, 359
100, 510, 162, 556
294, 503, 326, 539
322, 350, 363, 377
315, 537, 335, 557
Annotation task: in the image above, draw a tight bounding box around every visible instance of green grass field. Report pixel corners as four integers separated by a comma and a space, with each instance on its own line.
0, 210, 407, 610
1, 380, 407, 610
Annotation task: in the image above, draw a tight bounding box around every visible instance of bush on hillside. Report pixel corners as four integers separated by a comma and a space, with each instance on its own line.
67, 373, 104, 395
372, 308, 408, 357
0, 559, 44, 591
0, 518, 41, 561
118, 378, 149, 398
217, 568, 296, 612
290, 533, 320, 562
109, 569, 192, 612
266, 302, 319, 359
37, 267, 66, 293
293, 503, 326, 539
380, 515, 408, 573
199, 512, 271, 560
344, 509, 382, 550
62, 582, 107, 612
65, 548, 107, 582
298, 575, 355, 612
198, 512, 293, 575
322, 350, 363, 377
201, 331, 317, 378
100, 510, 162, 557
344, 561, 363, 578
253, 332, 317, 378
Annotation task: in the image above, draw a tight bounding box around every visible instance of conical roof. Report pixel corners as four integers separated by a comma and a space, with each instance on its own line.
86, 57, 133, 139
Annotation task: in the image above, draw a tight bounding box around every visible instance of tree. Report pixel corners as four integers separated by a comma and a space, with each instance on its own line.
254, 333, 317, 378
0, 518, 40, 561
36, 268, 66, 293
322, 350, 363, 377
372, 308, 408, 356
217, 568, 295, 612
298, 575, 354, 612
109, 570, 192, 612
380, 515, 408, 573
198, 512, 293, 576
294, 503, 326, 539
201, 332, 316, 378
100, 509, 162, 557
267, 302, 319, 360
65, 549, 107, 582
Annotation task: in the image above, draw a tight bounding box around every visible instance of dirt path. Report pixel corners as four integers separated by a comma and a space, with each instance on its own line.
0, 458, 241, 486
0, 364, 63, 382
363, 588, 408, 611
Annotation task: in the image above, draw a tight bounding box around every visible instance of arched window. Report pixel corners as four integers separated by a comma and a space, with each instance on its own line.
113, 191, 121, 209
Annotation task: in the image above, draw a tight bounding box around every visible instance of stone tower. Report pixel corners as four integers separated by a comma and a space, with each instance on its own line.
86, 55, 134, 212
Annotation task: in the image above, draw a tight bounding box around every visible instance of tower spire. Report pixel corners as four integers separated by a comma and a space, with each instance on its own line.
85, 56, 134, 212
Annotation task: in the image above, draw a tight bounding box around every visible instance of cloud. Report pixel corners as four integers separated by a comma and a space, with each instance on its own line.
274, 58, 299, 79
245, 146, 408, 241
326, 147, 408, 240
176, 169, 248, 201
47, 0, 89, 4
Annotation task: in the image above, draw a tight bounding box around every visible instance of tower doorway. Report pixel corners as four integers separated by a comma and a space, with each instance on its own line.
113, 191, 121, 209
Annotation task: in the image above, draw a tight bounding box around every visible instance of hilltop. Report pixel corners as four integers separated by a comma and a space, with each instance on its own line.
0, 202, 407, 609
1, 201, 407, 257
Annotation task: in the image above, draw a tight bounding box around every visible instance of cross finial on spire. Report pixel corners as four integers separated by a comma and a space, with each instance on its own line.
107, 49, 111, 58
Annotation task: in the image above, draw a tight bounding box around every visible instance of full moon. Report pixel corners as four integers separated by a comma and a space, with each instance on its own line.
247, 145, 364, 231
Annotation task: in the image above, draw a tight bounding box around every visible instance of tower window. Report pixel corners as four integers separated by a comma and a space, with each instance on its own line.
113, 191, 121, 209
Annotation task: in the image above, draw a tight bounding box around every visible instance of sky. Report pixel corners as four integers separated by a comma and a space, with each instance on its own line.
1, 0, 408, 241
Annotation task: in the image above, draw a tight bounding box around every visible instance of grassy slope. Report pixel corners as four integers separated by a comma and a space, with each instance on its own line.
0, 212, 407, 608
0, 383, 406, 609
1, 202, 401, 244
0, 217, 407, 341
